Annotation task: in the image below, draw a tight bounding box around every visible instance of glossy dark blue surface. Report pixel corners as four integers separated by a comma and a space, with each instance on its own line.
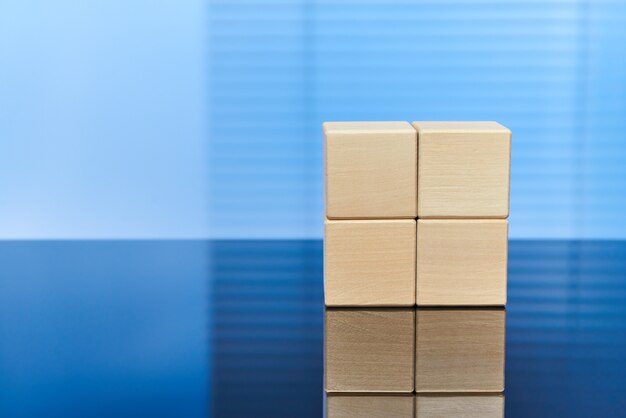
1, 240, 626, 417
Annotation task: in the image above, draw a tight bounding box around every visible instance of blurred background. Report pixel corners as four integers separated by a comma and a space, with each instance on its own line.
1, 0, 626, 240
2, 1, 626, 417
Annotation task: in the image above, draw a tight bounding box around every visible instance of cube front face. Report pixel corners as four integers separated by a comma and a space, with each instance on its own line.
325, 309, 415, 393
413, 121, 511, 219
325, 219, 416, 307
415, 309, 505, 392
325, 122, 417, 219
327, 394, 414, 418
416, 219, 508, 306
416, 395, 504, 418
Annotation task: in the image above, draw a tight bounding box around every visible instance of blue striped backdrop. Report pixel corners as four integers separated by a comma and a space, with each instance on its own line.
209, 0, 626, 239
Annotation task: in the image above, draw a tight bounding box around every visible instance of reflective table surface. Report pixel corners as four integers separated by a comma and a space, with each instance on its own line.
1, 240, 625, 417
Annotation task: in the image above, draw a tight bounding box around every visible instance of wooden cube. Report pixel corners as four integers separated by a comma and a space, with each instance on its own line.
325, 309, 415, 392
415, 309, 505, 392
416, 219, 507, 306
413, 121, 511, 218
327, 394, 414, 418
325, 219, 416, 307
325, 121, 417, 219
416, 394, 504, 418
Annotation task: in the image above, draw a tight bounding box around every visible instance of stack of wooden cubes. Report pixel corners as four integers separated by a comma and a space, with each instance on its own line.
324, 121, 511, 417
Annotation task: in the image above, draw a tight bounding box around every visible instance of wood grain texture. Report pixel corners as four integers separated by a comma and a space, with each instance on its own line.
416, 219, 507, 306
327, 394, 414, 418
413, 121, 511, 218
325, 121, 417, 219
415, 309, 505, 392
325, 219, 416, 307
325, 309, 415, 393
416, 394, 504, 418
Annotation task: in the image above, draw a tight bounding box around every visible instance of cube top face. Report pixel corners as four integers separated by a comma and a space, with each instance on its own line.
413, 121, 511, 218
325, 309, 415, 393
324, 121, 416, 134
325, 219, 416, 307
325, 121, 417, 219
416, 219, 508, 306
415, 309, 506, 392
413, 121, 510, 134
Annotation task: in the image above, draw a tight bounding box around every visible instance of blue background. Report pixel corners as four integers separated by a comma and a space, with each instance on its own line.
2, 0, 626, 239
0, 1, 208, 239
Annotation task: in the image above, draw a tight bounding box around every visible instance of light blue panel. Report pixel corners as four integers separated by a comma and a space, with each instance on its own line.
208, 0, 626, 239
0, 0, 208, 239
